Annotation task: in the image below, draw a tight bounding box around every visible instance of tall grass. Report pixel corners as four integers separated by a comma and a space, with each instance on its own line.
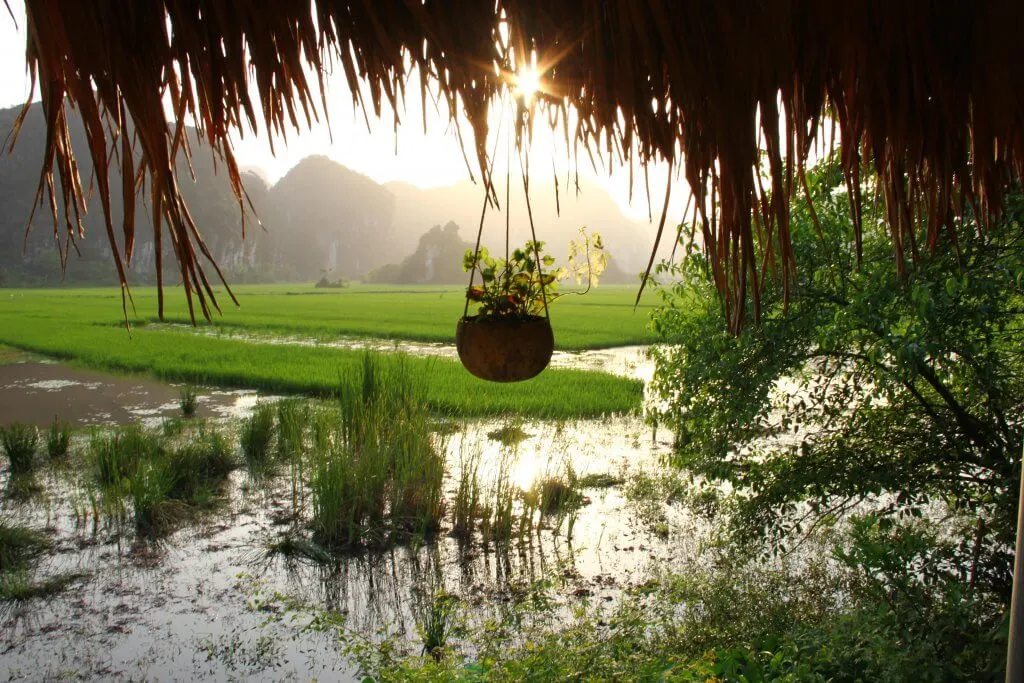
89, 424, 163, 488
46, 419, 72, 459
1, 423, 39, 475
240, 402, 277, 472
416, 590, 459, 660
310, 354, 445, 547
452, 446, 482, 540
88, 423, 235, 534
480, 447, 521, 546
0, 520, 48, 572
179, 385, 199, 417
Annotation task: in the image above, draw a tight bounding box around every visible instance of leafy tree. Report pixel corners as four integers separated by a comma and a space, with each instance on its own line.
651, 159, 1024, 597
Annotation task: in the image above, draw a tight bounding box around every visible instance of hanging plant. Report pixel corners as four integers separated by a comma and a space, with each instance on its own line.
457, 230, 606, 382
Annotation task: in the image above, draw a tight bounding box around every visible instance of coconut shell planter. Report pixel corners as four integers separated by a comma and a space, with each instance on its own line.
456, 315, 554, 382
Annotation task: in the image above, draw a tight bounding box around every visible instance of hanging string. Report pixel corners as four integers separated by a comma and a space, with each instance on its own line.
519, 145, 549, 321
505, 124, 511, 270
463, 105, 507, 319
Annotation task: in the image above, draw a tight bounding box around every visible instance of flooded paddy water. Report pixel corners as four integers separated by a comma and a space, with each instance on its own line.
0, 343, 700, 680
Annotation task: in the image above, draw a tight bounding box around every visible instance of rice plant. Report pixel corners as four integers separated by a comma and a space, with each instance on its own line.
45, 419, 72, 459
1, 423, 39, 475
310, 354, 445, 547
452, 446, 482, 540
276, 399, 308, 462
179, 385, 199, 417
416, 590, 460, 660
165, 428, 236, 504
128, 459, 180, 534
0, 520, 48, 572
89, 424, 163, 489
240, 402, 276, 472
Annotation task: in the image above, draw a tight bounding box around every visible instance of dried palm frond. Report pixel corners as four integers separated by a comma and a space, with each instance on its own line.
13, 1, 1024, 331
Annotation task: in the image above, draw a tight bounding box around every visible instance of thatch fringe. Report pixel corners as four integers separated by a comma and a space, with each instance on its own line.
14, 1, 1024, 330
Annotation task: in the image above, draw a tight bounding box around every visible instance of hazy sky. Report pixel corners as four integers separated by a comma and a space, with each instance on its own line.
0, 1, 687, 224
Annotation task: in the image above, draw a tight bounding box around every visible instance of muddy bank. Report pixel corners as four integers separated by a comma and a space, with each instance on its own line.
0, 361, 264, 428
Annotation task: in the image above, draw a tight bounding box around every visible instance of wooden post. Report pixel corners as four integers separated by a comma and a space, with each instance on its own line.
1008, 439, 1024, 683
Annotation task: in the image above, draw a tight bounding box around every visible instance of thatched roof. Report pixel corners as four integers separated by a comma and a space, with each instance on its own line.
14, 1, 1024, 330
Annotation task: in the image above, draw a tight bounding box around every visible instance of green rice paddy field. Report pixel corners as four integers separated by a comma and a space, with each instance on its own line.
0, 284, 657, 418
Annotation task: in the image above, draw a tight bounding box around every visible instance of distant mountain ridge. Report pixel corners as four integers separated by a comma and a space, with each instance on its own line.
0, 103, 664, 287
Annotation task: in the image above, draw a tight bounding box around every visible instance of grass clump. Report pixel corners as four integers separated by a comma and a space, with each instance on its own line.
264, 534, 334, 565
276, 399, 308, 461
45, 418, 72, 459
179, 385, 199, 417
165, 429, 236, 504
310, 354, 445, 547
89, 424, 164, 488
1, 423, 39, 474
451, 447, 482, 540
0, 520, 49, 571
577, 472, 624, 489
0, 571, 84, 606
131, 428, 235, 534
240, 403, 276, 472
415, 590, 460, 660
89, 423, 235, 534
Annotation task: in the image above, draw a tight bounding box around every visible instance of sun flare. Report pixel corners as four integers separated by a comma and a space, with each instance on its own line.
514, 65, 542, 104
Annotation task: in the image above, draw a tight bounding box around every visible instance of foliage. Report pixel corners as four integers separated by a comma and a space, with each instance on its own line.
462, 241, 566, 319
650, 160, 1024, 593
0, 520, 48, 572
350, 521, 1002, 681
462, 229, 606, 319
1, 423, 39, 475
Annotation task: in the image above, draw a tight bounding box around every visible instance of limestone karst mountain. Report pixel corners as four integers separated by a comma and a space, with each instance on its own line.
0, 103, 663, 287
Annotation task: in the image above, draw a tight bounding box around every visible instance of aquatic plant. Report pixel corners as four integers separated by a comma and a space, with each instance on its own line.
480, 447, 520, 546
535, 466, 585, 538
310, 354, 445, 546
416, 590, 460, 660
165, 428, 236, 503
1, 423, 39, 475
89, 424, 163, 488
0, 571, 83, 606
276, 399, 308, 462
128, 460, 180, 534
45, 419, 72, 459
240, 402, 276, 472
452, 446, 482, 540
263, 534, 334, 566
0, 520, 48, 572
179, 385, 199, 417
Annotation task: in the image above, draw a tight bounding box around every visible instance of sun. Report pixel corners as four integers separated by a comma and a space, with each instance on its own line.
514, 65, 542, 104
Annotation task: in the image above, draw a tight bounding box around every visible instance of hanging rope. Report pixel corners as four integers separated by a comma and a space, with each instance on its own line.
463, 106, 507, 319
520, 146, 549, 321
